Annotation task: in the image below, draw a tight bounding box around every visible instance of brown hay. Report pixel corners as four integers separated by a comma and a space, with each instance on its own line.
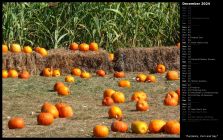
113, 46, 180, 72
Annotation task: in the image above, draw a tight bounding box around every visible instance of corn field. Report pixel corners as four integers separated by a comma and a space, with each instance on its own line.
2, 2, 180, 52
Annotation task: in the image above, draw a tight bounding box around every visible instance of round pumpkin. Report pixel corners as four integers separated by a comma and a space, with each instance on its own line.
38, 48, 48, 57
103, 89, 116, 98
71, 68, 82, 76
145, 75, 156, 83
164, 93, 178, 106
2, 44, 8, 53
37, 112, 54, 125
58, 105, 73, 118
57, 86, 70, 96
65, 75, 75, 82
52, 69, 61, 77
41, 102, 59, 118
108, 106, 123, 119
156, 64, 166, 73
166, 71, 179, 80
102, 97, 114, 106
34, 47, 41, 53
8, 117, 25, 129
136, 100, 149, 111
114, 71, 125, 78
96, 69, 106, 77
131, 91, 148, 102
131, 120, 148, 134
23, 46, 32, 53
70, 42, 79, 51
54, 82, 65, 91
164, 120, 180, 134
43, 68, 53, 77
93, 125, 109, 138
2, 70, 9, 78
108, 53, 114, 61
166, 91, 179, 101
18, 71, 30, 79
8, 69, 18, 78
79, 43, 89, 52
80, 71, 91, 79
10, 44, 21, 53
118, 80, 131, 88
136, 74, 147, 82
55, 102, 68, 112
111, 92, 125, 103
111, 120, 128, 133
149, 120, 166, 133
89, 42, 99, 51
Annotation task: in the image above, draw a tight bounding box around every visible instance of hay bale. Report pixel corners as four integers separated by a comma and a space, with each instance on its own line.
113, 47, 180, 72
2, 48, 113, 75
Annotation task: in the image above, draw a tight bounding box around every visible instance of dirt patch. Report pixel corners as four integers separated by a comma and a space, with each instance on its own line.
113, 47, 180, 72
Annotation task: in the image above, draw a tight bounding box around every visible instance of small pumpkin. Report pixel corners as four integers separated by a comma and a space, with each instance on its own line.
23, 46, 32, 53
57, 86, 70, 96
10, 44, 21, 53
111, 120, 128, 133
2, 44, 8, 53
164, 92, 179, 106
149, 120, 166, 133
80, 71, 91, 79
156, 64, 166, 73
96, 69, 106, 77
71, 68, 82, 76
136, 74, 147, 82
65, 75, 75, 82
8, 69, 18, 78
41, 102, 59, 118
38, 48, 48, 57
114, 71, 125, 78
58, 105, 73, 118
54, 82, 65, 91
131, 91, 148, 102
93, 125, 109, 138
52, 69, 61, 77
108, 53, 114, 61
108, 106, 123, 119
164, 120, 180, 134
2, 70, 8, 78
8, 117, 25, 129
131, 120, 148, 134
111, 92, 125, 103
102, 97, 114, 106
70, 42, 79, 51
18, 70, 30, 79
43, 68, 53, 77
166, 71, 179, 80
103, 88, 116, 98
79, 43, 89, 52
118, 80, 131, 88
136, 100, 149, 111
145, 75, 156, 83
89, 42, 99, 51
37, 112, 54, 125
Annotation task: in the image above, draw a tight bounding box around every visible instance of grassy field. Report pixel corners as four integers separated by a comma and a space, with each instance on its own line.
3, 2, 180, 51
2, 72, 180, 138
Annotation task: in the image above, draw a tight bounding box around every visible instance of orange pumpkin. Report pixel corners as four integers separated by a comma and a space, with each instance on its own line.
2, 70, 8, 78
96, 69, 106, 77
145, 75, 156, 83
23, 46, 32, 53
164, 120, 180, 134
34, 47, 41, 53
131, 91, 148, 102
65, 75, 75, 82
166, 71, 179, 80
149, 120, 166, 133
8, 69, 18, 78
118, 80, 131, 88
108, 106, 123, 119
164, 93, 178, 106
18, 71, 30, 79
103, 89, 116, 98
111, 92, 125, 103
136, 74, 147, 82
79, 43, 89, 52
37, 112, 54, 125
166, 91, 179, 101
136, 100, 149, 111
43, 68, 53, 77
102, 97, 114, 106
55, 102, 68, 112
70, 42, 79, 51
89, 42, 99, 51
57, 86, 70, 96
114, 71, 125, 78
58, 105, 73, 118
38, 48, 48, 57
176, 88, 180, 97
156, 64, 166, 73
108, 53, 114, 61
54, 82, 65, 91
111, 120, 128, 133
52, 69, 61, 77
93, 125, 109, 138
71, 68, 82, 76
80, 71, 91, 79
41, 102, 59, 118
10, 44, 21, 53
2, 44, 8, 53
8, 117, 25, 129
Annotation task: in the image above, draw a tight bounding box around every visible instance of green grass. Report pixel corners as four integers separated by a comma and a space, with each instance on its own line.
3, 72, 180, 138
2, 2, 180, 52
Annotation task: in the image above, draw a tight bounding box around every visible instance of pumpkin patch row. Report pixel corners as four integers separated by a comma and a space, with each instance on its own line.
2, 69, 30, 79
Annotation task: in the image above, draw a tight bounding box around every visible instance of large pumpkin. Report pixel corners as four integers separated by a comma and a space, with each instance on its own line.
164, 120, 180, 134
93, 125, 109, 138
108, 106, 123, 119
111, 120, 128, 133
111, 92, 125, 103
131, 91, 148, 102
37, 112, 54, 125
58, 105, 73, 118
8, 117, 25, 129
166, 71, 179, 80
149, 120, 166, 133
